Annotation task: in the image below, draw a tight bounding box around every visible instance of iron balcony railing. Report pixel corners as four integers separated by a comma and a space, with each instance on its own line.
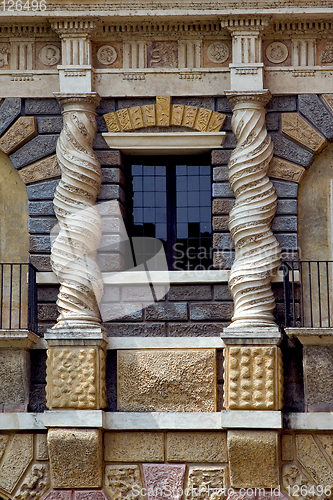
281, 260, 333, 328
0, 263, 37, 333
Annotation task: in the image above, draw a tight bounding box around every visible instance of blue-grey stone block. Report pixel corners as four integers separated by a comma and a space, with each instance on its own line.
96, 99, 116, 114
190, 302, 233, 321
25, 98, 61, 115
29, 235, 51, 253
28, 201, 55, 216
213, 182, 234, 198
28, 217, 58, 234
272, 180, 298, 199
145, 303, 188, 321
116, 98, 155, 110
213, 166, 228, 181
172, 97, 215, 110
37, 117, 63, 134
96, 115, 108, 132
271, 133, 314, 167
213, 233, 234, 250
26, 179, 59, 201
299, 94, 333, 141
10, 135, 58, 169
276, 200, 298, 215
222, 114, 233, 132
272, 215, 297, 232
0, 98, 21, 136
98, 185, 125, 203
216, 97, 233, 113
211, 149, 232, 166
222, 134, 237, 149
276, 233, 298, 251
266, 96, 297, 112
93, 133, 109, 149
266, 113, 280, 132
214, 284, 232, 301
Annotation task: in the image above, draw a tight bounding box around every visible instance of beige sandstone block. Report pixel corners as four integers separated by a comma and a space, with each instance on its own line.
129, 106, 144, 129
0, 116, 36, 155
185, 466, 227, 500
268, 157, 305, 183
48, 428, 103, 489
0, 434, 33, 494
317, 434, 333, 460
36, 433, 49, 461
0, 435, 9, 461
321, 94, 333, 114
182, 105, 199, 128
223, 346, 283, 410
104, 465, 144, 500
13, 462, 50, 500
171, 104, 185, 126
104, 432, 164, 462
0, 349, 30, 407
228, 431, 279, 488
18, 155, 60, 185
281, 434, 294, 462
282, 464, 321, 500
142, 104, 156, 127
156, 96, 170, 126
117, 349, 216, 412
207, 112, 226, 132
46, 346, 106, 410
116, 108, 132, 131
296, 434, 333, 486
166, 432, 227, 462
104, 112, 121, 132
281, 113, 327, 153
194, 108, 213, 131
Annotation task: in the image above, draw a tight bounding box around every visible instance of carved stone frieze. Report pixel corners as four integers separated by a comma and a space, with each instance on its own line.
225, 91, 281, 327
13, 463, 50, 500
268, 157, 305, 183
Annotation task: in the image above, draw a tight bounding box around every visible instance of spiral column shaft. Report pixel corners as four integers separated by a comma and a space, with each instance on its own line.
51, 93, 103, 328
226, 91, 281, 327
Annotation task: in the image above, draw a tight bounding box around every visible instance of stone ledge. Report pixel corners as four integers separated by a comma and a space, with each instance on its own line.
0, 330, 39, 349
222, 327, 282, 345
44, 410, 105, 428
286, 327, 333, 345
284, 412, 333, 430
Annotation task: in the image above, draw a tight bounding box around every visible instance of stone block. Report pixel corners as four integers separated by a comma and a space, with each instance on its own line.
213, 216, 229, 231
296, 434, 333, 486
48, 429, 103, 488
30, 255, 52, 271
73, 490, 109, 500
168, 285, 212, 301
0, 116, 37, 155
303, 346, 333, 409
142, 464, 186, 500
190, 303, 233, 321
104, 465, 144, 500
0, 98, 21, 136
271, 133, 314, 168
228, 431, 279, 488
101, 303, 142, 322
222, 135, 236, 148
271, 216, 297, 232
268, 157, 305, 184
37, 116, 63, 134
28, 217, 57, 234
46, 346, 106, 410
96, 115, 108, 132
29, 235, 51, 253
25, 98, 61, 115
145, 303, 188, 321
213, 233, 234, 250
168, 323, 228, 336
211, 149, 232, 165
122, 285, 167, 302
96, 150, 122, 166
41, 490, 72, 500
10, 135, 59, 170
281, 434, 294, 461
117, 349, 216, 412
0, 350, 30, 406
105, 322, 166, 337
26, 179, 59, 200
212, 199, 235, 215
28, 201, 55, 216
104, 432, 164, 462
213, 250, 234, 270
166, 432, 227, 462
213, 166, 228, 181
216, 97, 233, 112
276, 200, 297, 215
93, 134, 109, 149
0, 434, 33, 494
214, 285, 232, 301
36, 433, 49, 460
97, 185, 125, 203
299, 94, 333, 141
96, 98, 116, 114
102, 167, 125, 185
212, 182, 234, 198
173, 96, 215, 109
266, 96, 297, 112
185, 466, 227, 500
282, 464, 321, 500
97, 253, 125, 273
19, 155, 61, 185
223, 346, 283, 410
271, 180, 299, 199
266, 112, 280, 131
275, 233, 298, 251
28, 384, 47, 413
38, 304, 58, 321
13, 462, 50, 500
281, 113, 327, 153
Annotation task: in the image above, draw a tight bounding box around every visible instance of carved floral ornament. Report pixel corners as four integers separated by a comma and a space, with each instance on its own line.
103, 96, 226, 133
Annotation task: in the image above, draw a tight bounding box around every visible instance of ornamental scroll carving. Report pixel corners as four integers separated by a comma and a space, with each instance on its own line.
225, 91, 281, 327
51, 94, 104, 327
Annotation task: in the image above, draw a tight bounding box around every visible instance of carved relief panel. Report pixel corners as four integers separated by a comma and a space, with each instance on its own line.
93, 42, 122, 69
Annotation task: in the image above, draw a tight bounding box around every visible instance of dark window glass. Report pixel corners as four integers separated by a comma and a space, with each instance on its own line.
128, 156, 212, 270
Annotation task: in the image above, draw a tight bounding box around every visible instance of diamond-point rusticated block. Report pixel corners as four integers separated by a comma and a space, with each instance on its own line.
104, 465, 144, 500
223, 345, 283, 410
281, 112, 327, 153
142, 464, 186, 500
48, 428, 103, 489
46, 345, 106, 410
0, 116, 37, 155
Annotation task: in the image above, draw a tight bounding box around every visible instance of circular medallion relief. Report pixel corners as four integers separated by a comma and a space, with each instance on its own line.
97, 45, 117, 65
39, 45, 61, 66
207, 42, 229, 64
266, 42, 289, 64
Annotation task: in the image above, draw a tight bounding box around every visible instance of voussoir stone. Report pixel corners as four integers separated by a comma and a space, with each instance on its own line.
166, 432, 227, 462
0, 116, 37, 155
10, 135, 59, 169
299, 94, 333, 141
0, 98, 21, 136
117, 349, 217, 412
19, 155, 60, 185
104, 432, 164, 462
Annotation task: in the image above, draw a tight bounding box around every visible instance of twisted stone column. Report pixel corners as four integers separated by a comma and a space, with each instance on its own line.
51, 93, 103, 328
225, 91, 281, 327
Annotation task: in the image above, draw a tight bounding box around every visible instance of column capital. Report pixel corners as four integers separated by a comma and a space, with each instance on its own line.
225, 90, 272, 108
49, 18, 100, 38
54, 92, 101, 112
220, 16, 271, 34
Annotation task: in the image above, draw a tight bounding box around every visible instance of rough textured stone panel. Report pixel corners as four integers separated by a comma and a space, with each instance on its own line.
96, 150, 122, 166
0, 350, 29, 405
224, 346, 283, 410
228, 431, 279, 488
271, 133, 314, 167
74, 491, 109, 500
145, 303, 188, 321
190, 303, 234, 321
0, 98, 21, 136
36, 434, 49, 461
13, 463, 50, 500
213, 166, 229, 181
271, 216, 297, 232
185, 466, 227, 500
211, 149, 232, 166
168, 323, 227, 337
282, 464, 321, 500
268, 157, 305, 183
10, 135, 59, 169
299, 94, 333, 141
104, 465, 144, 500
281, 113, 327, 153
266, 96, 297, 112
0, 436, 9, 461
213, 216, 229, 231
105, 323, 166, 337
41, 491, 72, 500
212, 199, 235, 215
0, 116, 37, 155
117, 349, 216, 412
46, 346, 106, 410
48, 429, 103, 489
0, 434, 33, 493
168, 285, 212, 301
19, 155, 60, 185
104, 432, 164, 462
303, 346, 333, 407
26, 179, 59, 200
142, 464, 186, 500
276, 200, 298, 215
281, 434, 294, 461
25, 98, 61, 115
167, 432, 227, 462
296, 434, 333, 486
37, 116, 63, 134
212, 183, 234, 198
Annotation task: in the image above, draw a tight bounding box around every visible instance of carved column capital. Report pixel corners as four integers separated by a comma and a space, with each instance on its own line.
54, 92, 101, 111
49, 18, 100, 38
220, 16, 271, 34
225, 90, 272, 108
